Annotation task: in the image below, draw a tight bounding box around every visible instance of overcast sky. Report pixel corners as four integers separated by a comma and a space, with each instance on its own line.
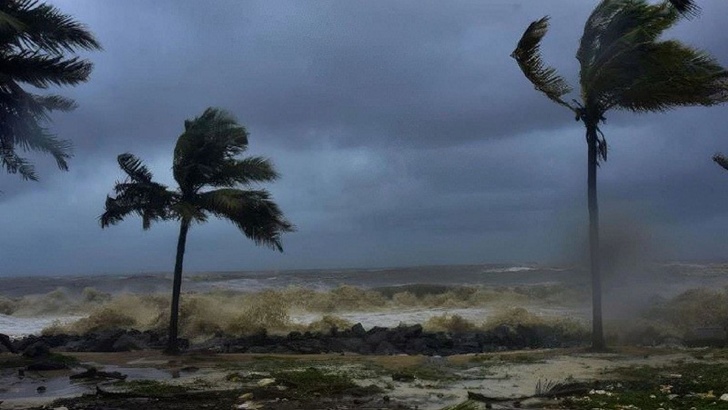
1, 0, 728, 276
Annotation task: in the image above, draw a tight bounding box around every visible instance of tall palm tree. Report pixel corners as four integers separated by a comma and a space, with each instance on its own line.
0, 0, 100, 181
100, 108, 295, 354
512, 0, 728, 350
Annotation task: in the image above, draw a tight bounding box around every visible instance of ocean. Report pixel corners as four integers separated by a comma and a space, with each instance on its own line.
0, 263, 726, 339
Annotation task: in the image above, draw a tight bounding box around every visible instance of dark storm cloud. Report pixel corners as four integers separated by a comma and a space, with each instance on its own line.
1, 1, 728, 275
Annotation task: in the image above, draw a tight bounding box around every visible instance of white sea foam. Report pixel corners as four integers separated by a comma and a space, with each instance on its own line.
482, 266, 536, 273
291, 306, 587, 330
0, 314, 84, 339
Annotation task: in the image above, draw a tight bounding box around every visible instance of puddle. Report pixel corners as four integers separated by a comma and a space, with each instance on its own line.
0, 364, 197, 406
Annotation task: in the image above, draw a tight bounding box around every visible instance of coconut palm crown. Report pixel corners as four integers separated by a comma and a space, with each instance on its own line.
0, 0, 101, 181
511, 0, 728, 350
100, 107, 295, 353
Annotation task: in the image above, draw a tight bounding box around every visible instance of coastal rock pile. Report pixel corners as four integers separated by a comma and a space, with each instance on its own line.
2, 322, 586, 355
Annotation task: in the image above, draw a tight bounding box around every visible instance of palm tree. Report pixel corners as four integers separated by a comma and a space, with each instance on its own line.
512, 0, 728, 350
100, 108, 295, 354
0, 0, 100, 181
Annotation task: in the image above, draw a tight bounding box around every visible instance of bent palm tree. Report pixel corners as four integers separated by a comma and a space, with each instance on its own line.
512, 0, 728, 350
0, 0, 100, 180
100, 108, 295, 354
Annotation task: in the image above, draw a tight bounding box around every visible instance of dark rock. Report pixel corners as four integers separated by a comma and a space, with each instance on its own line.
390, 324, 423, 344
288, 338, 326, 354
22, 341, 50, 358
287, 331, 303, 341
26, 360, 68, 371
330, 337, 369, 354
365, 327, 389, 346
685, 327, 727, 347
112, 333, 148, 351
374, 341, 399, 355
351, 323, 367, 337
0, 333, 17, 353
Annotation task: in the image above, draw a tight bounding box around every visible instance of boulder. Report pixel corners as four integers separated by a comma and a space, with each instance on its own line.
22, 341, 50, 359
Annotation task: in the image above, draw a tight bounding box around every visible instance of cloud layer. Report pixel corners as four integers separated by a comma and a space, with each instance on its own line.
1, 0, 728, 276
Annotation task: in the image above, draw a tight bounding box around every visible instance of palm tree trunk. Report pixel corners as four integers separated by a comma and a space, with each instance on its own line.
586, 124, 605, 351
165, 218, 190, 355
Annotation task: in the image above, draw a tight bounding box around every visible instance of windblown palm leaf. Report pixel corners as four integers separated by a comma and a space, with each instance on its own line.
668, 0, 700, 16
100, 153, 176, 230
713, 154, 728, 172
511, 17, 573, 110
0, 0, 100, 180
100, 107, 294, 354
511, 0, 728, 350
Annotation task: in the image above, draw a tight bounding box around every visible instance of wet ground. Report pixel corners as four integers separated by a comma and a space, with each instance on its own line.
1, 347, 727, 409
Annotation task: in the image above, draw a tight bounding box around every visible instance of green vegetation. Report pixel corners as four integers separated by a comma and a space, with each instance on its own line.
99, 107, 295, 353
271, 367, 363, 396
561, 362, 728, 410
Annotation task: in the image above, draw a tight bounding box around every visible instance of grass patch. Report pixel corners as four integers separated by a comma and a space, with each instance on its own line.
118, 380, 198, 396
272, 367, 361, 396
563, 362, 728, 409
391, 364, 461, 382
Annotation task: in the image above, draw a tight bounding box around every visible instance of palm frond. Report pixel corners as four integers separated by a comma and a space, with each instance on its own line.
204, 156, 280, 188
173, 107, 251, 191
0, 146, 36, 180
511, 17, 574, 110
667, 0, 700, 17
534, 378, 590, 398
606, 41, 728, 112
0, 10, 24, 32
101, 154, 176, 229
579, 0, 678, 99
0, 84, 72, 171
30, 93, 76, 112
0, 52, 94, 87
198, 188, 295, 251
117, 153, 154, 183
713, 154, 728, 172
0, 0, 101, 53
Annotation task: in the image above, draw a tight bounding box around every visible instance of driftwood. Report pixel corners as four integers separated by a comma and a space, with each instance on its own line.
466, 381, 591, 404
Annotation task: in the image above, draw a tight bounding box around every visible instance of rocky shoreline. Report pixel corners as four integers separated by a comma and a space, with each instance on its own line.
2, 322, 586, 357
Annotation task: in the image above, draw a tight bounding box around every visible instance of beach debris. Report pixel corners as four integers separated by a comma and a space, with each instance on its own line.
392, 372, 416, 382
236, 402, 262, 410
70, 367, 127, 380
239, 392, 254, 400
257, 377, 276, 387
720, 393, 728, 401
535, 378, 590, 398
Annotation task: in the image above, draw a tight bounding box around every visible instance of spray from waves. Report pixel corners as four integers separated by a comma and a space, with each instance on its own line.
31, 284, 587, 340
2, 279, 723, 344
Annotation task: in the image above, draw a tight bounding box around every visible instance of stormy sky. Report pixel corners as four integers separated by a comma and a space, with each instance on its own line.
2, 0, 728, 276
